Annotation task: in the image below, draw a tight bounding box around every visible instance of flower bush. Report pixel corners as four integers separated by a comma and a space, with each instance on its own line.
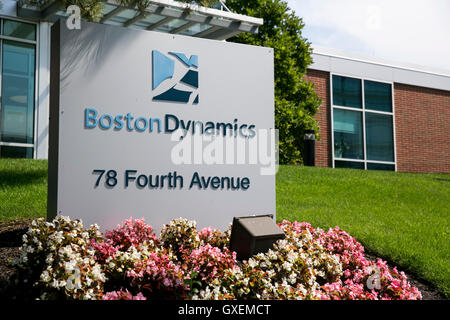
91, 218, 158, 263
126, 247, 187, 299
13, 216, 422, 300
183, 244, 238, 290
14, 217, 106, 300
102, 289, 146, 300
278, 220, 421, 300
105, 217, 159, 251
160, 218, 200, 255
198, 226, 231, 250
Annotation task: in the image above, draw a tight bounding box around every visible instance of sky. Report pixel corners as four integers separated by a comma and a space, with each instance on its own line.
286, 0, 450, 72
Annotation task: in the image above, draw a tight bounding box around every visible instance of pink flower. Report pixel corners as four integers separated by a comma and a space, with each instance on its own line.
102, 289, 147, 300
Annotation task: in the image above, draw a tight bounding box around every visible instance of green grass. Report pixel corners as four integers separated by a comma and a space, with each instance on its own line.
0, 159, 449, 296
277, 165, 450, 297
0, 159, 47, 221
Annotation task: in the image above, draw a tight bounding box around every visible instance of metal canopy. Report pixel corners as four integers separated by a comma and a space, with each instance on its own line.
17, 0, 263, 40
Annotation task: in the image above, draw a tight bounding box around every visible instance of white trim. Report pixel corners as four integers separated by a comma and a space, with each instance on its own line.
0, 141, 34, 148
334, 158, 395, 165
334, 159, 396, 171
313, 45, 450, 78
0, 34, 37, 44
330, 73, 397, 171
332, 105, 363, 112
361, 78, 367, 170
364, 109, 395, 116
35, 21, 50, 159
391, 81, 398, 172
334, 158, 365, 163
330, 73, 335, 168
311, 48, 450, 92
332, 71, 394, 87
33, 20, 39, 159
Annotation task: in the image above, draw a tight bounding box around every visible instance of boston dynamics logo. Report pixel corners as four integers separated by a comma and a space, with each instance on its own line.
152, 50, 199, 104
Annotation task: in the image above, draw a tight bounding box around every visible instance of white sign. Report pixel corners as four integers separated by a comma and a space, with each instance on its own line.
48, 20, 275, 232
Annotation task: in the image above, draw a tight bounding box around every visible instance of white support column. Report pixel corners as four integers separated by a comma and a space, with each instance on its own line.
35, 22, 51, 159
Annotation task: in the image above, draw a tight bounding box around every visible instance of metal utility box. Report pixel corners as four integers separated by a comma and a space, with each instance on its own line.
229, 215, 285, 261
303, 129, 316, 166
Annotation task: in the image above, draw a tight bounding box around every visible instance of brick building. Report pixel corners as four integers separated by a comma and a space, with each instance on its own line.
305, 46, 450, 173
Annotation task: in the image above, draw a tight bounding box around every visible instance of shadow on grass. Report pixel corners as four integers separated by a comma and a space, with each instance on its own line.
431, 177, 450, 183
0, 169, 47, 188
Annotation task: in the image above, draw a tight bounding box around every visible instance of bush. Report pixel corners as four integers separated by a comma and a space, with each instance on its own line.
198, 226, 230, 250
14, 217, 106, 300
13, 216, 422, 300
160, 218, 200, 256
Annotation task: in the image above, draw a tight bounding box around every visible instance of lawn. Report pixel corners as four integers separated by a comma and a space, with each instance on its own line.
277, 165, 449, 297
0, 159, 449, 296
0, 159, 48, 221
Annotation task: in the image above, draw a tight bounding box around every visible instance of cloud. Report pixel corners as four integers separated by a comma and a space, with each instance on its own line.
287, 0, 450, 72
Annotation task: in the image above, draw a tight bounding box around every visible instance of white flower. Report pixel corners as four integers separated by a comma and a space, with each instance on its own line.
282, 261, 292, 272
41, 271, 51, 282
64, 260, 76, 273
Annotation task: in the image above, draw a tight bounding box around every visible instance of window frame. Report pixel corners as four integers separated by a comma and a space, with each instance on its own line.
330, 73, 397, 171
0, 16, 39, 159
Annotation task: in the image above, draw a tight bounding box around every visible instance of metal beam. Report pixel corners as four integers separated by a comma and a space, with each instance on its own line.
203, 28, 242, 41
123, 12, 147, 27
170, 21, 196, 34
147, 16, 175, 31
194, 25, 221, 38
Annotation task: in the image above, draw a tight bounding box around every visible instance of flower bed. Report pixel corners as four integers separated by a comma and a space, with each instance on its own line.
13, 216, 422, 300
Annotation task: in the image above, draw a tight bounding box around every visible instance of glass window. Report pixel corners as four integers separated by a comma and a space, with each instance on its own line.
100, 3, 117, 16
180, 24, 212, 36
156, 19, 189, 33
0, 40, 36, 145
134, 14, 166, 29
367, 163, 395, 171
364, 80, 392, 112
333, 109, 364, 160
332, 75, 395, 171
3, 20, 36, 41
335, 160, 364, 169
0, 146, 33, 158
332, 75, 362, 109
365, 113, 394, 162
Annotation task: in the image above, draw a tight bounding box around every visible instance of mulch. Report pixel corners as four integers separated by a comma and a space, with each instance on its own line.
0, 219, 446, 300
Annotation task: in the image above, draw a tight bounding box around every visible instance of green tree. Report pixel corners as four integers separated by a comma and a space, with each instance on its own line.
226, 0, 321, 164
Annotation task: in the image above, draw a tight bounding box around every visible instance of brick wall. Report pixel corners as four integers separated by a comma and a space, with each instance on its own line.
305, 69, 450, 173
304, 69, 332, 167
394, 83, 450, 173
